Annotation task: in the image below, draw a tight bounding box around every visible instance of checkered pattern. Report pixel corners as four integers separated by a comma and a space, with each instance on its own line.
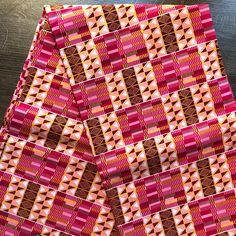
74, 40, 225, 120
29, 29, 66, 77
7, 102, 89, 157
0, 7, 118, 235
1, 3, 236, 236
48, 4, 185, 49
107, 149, 235, 225
0, 171, 113, 235
119, 189, 236, 235
97, 111, 236, 189
17, 66, 79, 119
60, 5, 216, 86
49, 4, 236, 235
85, 77, 235, 155
0, 210, 67, 235
0, 131, 107, 206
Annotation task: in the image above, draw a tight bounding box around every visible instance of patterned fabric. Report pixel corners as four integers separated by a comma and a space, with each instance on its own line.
0, 9, 116, 235
85, 77, 234, 155
97, 111, 236, 189
74, 40, 225, 120
1, 3, 236, 236
58, 5, 215, 86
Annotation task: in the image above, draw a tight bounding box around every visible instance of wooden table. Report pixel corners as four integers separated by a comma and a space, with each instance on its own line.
0, 0, 235, 123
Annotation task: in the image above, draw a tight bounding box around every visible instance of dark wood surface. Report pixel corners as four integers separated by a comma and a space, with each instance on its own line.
0, 0, 235, 123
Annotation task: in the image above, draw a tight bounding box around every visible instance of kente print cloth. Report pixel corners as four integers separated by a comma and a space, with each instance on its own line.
0, 6, 116, 236
0, 4, 236, 236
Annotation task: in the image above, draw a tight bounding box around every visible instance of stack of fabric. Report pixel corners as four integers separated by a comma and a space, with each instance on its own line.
0, 4, 236, 236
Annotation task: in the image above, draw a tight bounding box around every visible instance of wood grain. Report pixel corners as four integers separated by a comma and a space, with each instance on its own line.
0, 0, 235, 123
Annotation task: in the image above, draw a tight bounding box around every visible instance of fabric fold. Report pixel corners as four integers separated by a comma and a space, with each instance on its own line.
0, 6, 117, 235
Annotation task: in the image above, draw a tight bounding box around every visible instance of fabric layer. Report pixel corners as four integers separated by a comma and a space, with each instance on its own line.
47, 4, 236, 235
0, 3, 236, 236
0, 8, 117, 235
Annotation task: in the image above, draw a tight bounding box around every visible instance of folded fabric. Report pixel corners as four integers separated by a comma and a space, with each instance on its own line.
0, 7, 116, 235
47, 4, 236, 235
0, 4, 236, 236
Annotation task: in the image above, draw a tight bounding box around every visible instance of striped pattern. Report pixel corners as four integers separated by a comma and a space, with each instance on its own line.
48, 4, 184, 48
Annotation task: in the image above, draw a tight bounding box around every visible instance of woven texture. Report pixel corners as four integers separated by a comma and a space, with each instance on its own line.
0, 4, 236, 236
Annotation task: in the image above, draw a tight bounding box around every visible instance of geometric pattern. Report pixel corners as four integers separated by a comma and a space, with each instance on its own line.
86, 113, 125, 155
105, 71, 131, 111
0, 6, 119, 235
82, 5, 109, 38
143, 212, 164, 235
162, 90, 187, 131
122, 68, 143, 106
97, 111, 236, 189
0, 171, 114, 235
19, 67, 53, 107
157, 13, 179, 54
134, 61, 159, 102
6, 102, 87, 157
198, 40, 223, 81
117, 182, 142, 223
172, 204, 196, 236
159, 210, 178, 236
140, 16, 166, 59
0, 134, 26, 174
170, 7, 196, 50
1, 175, 29, 216
48, 4, 236, 236
86, 118, 109, 155
127, 142, 150, 181
1, 3, 236, 236
60, 5, 217, 86
94, 113, 125, 154
209, 153, 234, 193
115, 4, 139, 28
102, 5, 121, 32
120, 189, 236, 235
218, 111, 236, 151
180, 162, 205, 202
18, 67, 79, 119
0, 209, 66, 235
155, 133, 178, 171
178, 88, 199, 126
106, 149, 236, 225
92, 206, 116, 235
29, 29, 66, 77
86, 78, 235, 155
61, 45, 87, 85
209, 76, 236, 116
0, 131, 107, 208
196, 159, 216, 197
73, 39, 225, 120
76, 40, 104, 81
190, 82, 216, 122
189, 189, 236, 235
48, 4, 186, 48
